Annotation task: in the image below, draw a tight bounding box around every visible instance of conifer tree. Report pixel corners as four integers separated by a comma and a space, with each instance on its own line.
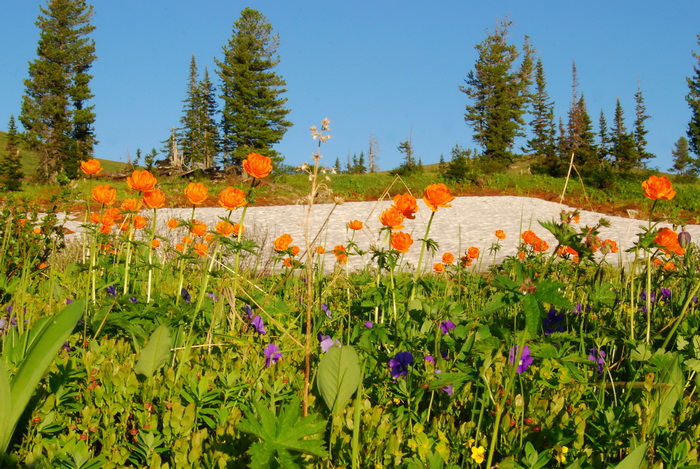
610, 99, 639, 171
686, 34, 700, 158
670, 136, 694, 176
20, 0, 96, 182
460, 20, 534, 167
525, 59, 556, 161
0, 116, 24, 191
216, 7, 292, 169
598, 110, 609, 161
633, 84, 653, 165
334, 157, 341, 174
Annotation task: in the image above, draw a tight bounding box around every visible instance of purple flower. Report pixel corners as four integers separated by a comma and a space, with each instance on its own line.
244, 305, 253, 318
263, 344, 282, 368
439, 320, 456, 334
106, 285, 117, 297
207, 292, 218, 302
363, 321, 373, 329
640, 290, 656, 303
588, 348, 606, 373
61, 341, 73, 355
181, 288, 191, 303
660, 288, 671, 303
543, 308, 566, 335
441, 384, 453, 396
321, 303, 332, 318
509, 345, 533, 374
65, 298, 73, 305
129, 297, 138, 303
319, 335, 341, 353
389, 351, 414, 379
425, 355, 435, 363
251, 315, 267, 334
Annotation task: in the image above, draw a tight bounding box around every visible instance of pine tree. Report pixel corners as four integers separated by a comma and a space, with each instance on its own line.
610, 99, 639, 171
334, 157, 341, 174
20, 0, 96, 182
459, 20, 534, 167
686, 34, 700, 158
0, 116, 24, 191
633, 84, 654, 165
357, 151, 367, 174
199, 68, 221, 168
216, 7, 292, 169
574, 95, 598, 167
670, 136, 694, 176
524, 59, 556, 160
598, 110, 609, 161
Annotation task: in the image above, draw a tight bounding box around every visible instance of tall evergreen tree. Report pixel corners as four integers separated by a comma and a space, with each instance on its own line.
633, 84, 653, 165
216, 7, 292, 169
561, 64, 598, 169
459, 20, 534, 167
524, 59, 556, 160
20, 0, 96, 182
0, 116, 24, 191
670, 136, 694, 176
598, 110, 609, 161
686, 34, 700, 158
610, 99, 639, 171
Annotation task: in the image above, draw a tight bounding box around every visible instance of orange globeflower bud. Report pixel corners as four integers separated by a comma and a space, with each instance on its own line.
379, 207, 405, 230
126, 170, 157, 192
91, 185, 117, 206
274, 233, 293, 252
442, 252, 455, 264
184, 182, 209, 205
120, 198, 142, 213
215, 221, 235, 237
142, 189, 166, 209
642, 175, 676, 201
151, 239, 161, 248
243, 152, 273, 179
653, 257, 663, 267
191, 221, 207, 237
133, 215, 147, 229
348, 220, 364, 230
433, 263, 445, 273
423, 183, 455, 212
193, 242, 208, 257
80, 158, 102, 176
390, 231, 414, 253
218, 187, 247, 210
393, 193, 418, 219
290, 245, 301, 256
495, 229, 506, 240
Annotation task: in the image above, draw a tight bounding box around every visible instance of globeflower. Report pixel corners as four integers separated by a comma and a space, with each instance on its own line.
442, 252, 454, 264
142, 189, 166, 209
80, 158, 102, 176
642, 175, 676, 201
423, 183, 455, 211
218, 186, 247, 210
433, 262, 445, 273
390, 231, 414, 253
495, 229, 506, 239
120, 198, 142, 213
655, 227, 685, 256
347, 220, 363, 230
215, 221, 235, 237
184, 182, 209, 205
126, 169, 157, 192
91, 185, 116, 206
393, 193, 418, 219
243, 152, 273, 179
274, 233, 293, 252
379, 207, 405, 230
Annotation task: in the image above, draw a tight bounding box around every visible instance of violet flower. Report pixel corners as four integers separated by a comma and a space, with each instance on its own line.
251, 315, 267, 334
319, 334, 341, 353
588, 348, 606, 373
106, 285, 117, 297
543, 308, 566, 335
321, 303, 332, 318
508, 345, 533, 374
129, 297, 138, 303
389, 351, 414, 379
181, 288, 191, 303
263, 344, 282, 368
439, 320, 456, 334
363, 321, 373, 329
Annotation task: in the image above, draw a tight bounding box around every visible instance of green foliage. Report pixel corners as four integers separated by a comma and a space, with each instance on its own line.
238, 397, 328, 468
686, 34, 700, 158
0, 116, 24, 191
133, 325, 172, 379
20, 0, 97, 182
216, 7, 292, 169
441, 146, 480, 183
316, 345, 361, 415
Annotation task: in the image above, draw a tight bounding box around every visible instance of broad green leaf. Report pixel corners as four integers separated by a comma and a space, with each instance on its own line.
8, 299, 84, 452
523, 293, 542, 336
317, 345, 361, 415
0, 360, 13, 453
652, 353, 683, 428
134, 324, 172, 378
613, 443, 646, 469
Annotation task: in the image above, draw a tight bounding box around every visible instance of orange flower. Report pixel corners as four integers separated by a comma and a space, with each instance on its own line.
193, 242, 208, 257
315, 246, 325, 255
521, 230, 538, 245
532, 238, 549, 252
216, 221, 235, 237
243, 152, 273, 179
653, 257, 663, 267
393, 193, 418, 219
390, 231, 414, 253
642, 175, 676, 201
655, 227, 685, 256
664, 262, 676, 271
167, 218, 179, 229
90, 213, 101, 224
601, 239, 619, 254
379, 207, 405, 230
218, 186, 247, 210
433, 262, 445, 273
232, 223, 244, 236
290, 245, 301, 256
118, 222, 130, 231
336, 253, 348, 265
423, 183, 455, 212
104, 207, 122, 221
558, 246, 578, 258
80, 159, 102, 176
91, 185, 117, 206
184, 182, 209, 205
274, 233, 293, 252
127, 170, 157, 192
442, 252, 455, 264
133, 215, 147, 230
495, 230, 506, 240
142, 189, 166, 209
175, 243, 185, 252
333, 245, 346, 255
348, 220, 363, 230
182, 236, 193, 245
151, 239, 161, 249
38, 262, 49, 269
99, 224, 111, 235
283, 257, 293, 268
120, 198, 142, 213
467, 247, 480, 259
191, 221, 207, 237
205, 234, 215, 243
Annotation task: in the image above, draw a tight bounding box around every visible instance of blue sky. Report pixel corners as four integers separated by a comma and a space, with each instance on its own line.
1, 1, 698, 172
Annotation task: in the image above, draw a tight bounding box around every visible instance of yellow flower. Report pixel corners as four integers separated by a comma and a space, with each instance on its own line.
555, 446, 569, 464
471, 445, 486, 464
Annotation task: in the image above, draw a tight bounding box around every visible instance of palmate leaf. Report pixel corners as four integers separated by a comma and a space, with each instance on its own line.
239, 397, 328, 468
317, 345, 361, 415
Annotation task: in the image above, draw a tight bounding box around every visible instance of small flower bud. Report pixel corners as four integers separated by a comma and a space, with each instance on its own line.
679, 230, 691, 248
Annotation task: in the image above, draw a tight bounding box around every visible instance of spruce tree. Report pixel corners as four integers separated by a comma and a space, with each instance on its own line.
20, 0, 96, 182
598, 110, 609, 161
686, 34, 700, 158
633, 84, 653, 165
524, 59, 556, 161
216, 7, 292, 169
670, 136, 694, 176
460, 20, 534, 167
610, 99, 639, 171
0, 116, 24, 191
